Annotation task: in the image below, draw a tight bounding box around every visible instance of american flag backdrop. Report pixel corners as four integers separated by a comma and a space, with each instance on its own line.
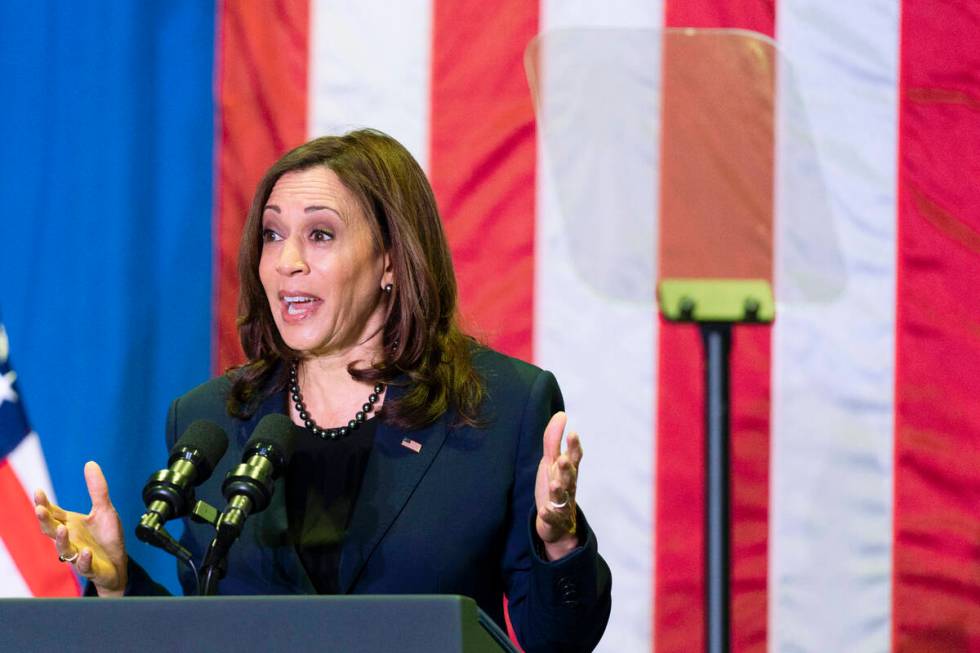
0, 321, 78, 597
1, 1, 978, 652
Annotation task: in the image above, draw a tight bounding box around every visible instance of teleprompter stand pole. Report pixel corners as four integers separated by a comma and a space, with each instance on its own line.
701, 322, 731, 653
657, 279, 773, 653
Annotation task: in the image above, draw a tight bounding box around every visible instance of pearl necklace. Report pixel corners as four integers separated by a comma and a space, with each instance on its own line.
289, 361, 384, 440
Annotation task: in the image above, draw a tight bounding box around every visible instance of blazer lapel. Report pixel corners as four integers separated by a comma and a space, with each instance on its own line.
237, 374, 317, 594
237, 382, 286, 446
339, 405, 450, 593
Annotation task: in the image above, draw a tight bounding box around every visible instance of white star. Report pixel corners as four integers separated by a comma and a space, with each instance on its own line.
0, 369, 17, 407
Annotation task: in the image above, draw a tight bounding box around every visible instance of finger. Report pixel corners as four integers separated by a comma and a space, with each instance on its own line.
549, 451, 577, 481
554, 456, 578, 494
55, 524, 76, 559
566, 431, 584, 468
34, 490, 69, 522
84, 461, 112, 511
35, 505, 62, 537
76, 548, 94, 578
85, 550, 118, 587
541, 482, 577, 533
548, 477, 575, 506
549, 479, 565, 504
542, 411, 567, 462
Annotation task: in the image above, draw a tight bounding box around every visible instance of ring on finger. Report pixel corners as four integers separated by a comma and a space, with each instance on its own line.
549, 489, 571, 510
58, 550, 79, 564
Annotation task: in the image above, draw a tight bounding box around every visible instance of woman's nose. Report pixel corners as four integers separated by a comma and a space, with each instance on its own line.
276, 237, 309, 275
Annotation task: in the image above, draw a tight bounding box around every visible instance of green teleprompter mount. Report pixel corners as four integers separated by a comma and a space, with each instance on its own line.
657, 278, 774, 653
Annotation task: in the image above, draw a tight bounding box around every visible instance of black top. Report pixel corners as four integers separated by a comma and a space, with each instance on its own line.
285, 416, 378, 594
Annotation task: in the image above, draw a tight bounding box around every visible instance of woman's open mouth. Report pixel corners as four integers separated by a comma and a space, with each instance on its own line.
279, 293, 323, 322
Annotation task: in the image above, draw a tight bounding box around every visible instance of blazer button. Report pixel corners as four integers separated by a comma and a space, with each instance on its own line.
557, 577, 579, 607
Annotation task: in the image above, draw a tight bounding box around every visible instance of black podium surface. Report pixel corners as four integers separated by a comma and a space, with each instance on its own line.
0, 594, 519, 653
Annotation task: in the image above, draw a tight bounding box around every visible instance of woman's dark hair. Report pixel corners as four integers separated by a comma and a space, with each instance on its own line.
228, 129, 484, 429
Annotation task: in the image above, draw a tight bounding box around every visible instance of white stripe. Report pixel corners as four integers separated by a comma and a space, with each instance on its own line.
770, 2, 900, 651
8, 432, 57, 504
536, 3, 662, 652
0, 537, 32, 597
2, 432, 56, 597
307, 0, 432, 170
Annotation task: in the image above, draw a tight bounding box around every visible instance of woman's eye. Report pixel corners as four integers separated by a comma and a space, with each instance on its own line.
311, 229, 333, 242
261, 228, 281, 243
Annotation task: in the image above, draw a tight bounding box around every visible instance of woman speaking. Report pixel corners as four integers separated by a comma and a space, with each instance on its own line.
33, 129, 611, 652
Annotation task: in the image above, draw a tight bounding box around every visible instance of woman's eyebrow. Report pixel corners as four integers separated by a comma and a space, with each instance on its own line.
305, 205, 347, 223
262, 203, 347, 223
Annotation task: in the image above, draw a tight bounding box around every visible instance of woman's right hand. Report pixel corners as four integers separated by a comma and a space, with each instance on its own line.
34, 461, 128, 597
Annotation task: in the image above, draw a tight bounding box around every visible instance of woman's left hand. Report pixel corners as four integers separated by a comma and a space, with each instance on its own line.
534, 411, 584, 561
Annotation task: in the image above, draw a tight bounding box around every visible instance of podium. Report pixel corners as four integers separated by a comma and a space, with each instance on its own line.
0, 595, 520, 652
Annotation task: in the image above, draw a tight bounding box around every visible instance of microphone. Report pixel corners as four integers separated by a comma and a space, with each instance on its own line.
215, 414, 297, 543
136, 420, 229, 558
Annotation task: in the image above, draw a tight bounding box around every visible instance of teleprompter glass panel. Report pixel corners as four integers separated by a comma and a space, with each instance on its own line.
525, 28, 845, 309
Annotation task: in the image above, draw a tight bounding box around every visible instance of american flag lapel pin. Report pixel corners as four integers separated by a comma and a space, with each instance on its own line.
400, 437, 422, 453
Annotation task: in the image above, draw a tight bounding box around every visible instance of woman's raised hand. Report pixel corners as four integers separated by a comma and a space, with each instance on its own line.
534, 411, 584, 561
34, 461, 128, 596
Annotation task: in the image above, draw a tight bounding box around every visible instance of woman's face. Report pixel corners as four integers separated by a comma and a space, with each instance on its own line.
258, 166, 391, 356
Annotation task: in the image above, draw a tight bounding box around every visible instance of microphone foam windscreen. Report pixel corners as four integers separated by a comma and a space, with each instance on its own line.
245, 414, 298, 468
171, 420, 230, 473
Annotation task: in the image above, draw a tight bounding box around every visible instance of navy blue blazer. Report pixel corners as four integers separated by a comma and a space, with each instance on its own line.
125, 348, 611, 652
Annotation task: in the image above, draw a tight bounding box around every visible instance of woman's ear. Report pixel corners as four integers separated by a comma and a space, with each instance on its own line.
381, 251, 394, 290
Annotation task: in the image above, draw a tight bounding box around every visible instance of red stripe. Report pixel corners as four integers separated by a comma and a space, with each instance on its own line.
667, 1, 774, 34
214, 0, 310, 374
0, 461, 79, 596
429, 0, 538, 362
893, 2, 980, 649
657, 3, 775, 652
429, 2, 537, 646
